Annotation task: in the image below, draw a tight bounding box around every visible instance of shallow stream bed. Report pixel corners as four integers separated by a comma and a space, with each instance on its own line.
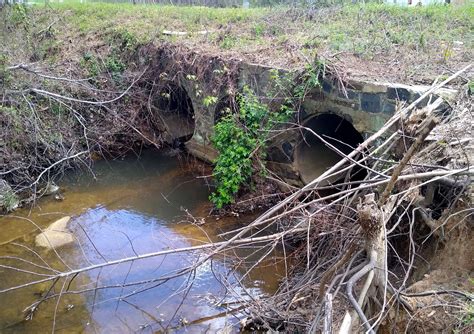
0, 150, 285, 333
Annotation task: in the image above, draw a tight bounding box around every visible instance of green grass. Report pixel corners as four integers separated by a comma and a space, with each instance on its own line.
47, 2, 266, 38
37, 2, 472, 51
3, 2, 473, 81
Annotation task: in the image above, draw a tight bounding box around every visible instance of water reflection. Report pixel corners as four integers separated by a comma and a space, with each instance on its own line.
0, 150, 284, 333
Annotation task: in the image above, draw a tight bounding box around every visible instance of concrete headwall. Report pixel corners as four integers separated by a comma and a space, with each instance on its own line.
158, 60, 456, 186
266, 75, 456, 185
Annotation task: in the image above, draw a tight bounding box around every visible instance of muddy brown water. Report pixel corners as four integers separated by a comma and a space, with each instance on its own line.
0, 150, 285, 333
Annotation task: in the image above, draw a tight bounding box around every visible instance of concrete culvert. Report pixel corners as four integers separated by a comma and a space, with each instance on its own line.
155, 84, 195, 142
294, 113, 364, 185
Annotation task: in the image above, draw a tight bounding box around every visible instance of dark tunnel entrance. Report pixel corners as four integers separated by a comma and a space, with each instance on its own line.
294, 114, 365, 185
155, 84, 195, 142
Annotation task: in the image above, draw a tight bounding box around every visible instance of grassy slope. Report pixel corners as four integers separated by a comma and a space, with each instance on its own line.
22, 2, 474, 83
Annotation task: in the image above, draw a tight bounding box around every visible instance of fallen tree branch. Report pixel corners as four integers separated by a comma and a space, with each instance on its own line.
226, 63, 472, 240
7, 63, 91, 83
400, 289, 473, 300
379, 115, 439, 205
0, 226, 309, 295
28, 67, 147, 106
30, 150, 88, 187
344, 251, 376, 334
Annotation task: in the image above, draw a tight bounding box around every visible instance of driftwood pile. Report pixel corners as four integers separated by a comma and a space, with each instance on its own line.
238, 65, 473, 333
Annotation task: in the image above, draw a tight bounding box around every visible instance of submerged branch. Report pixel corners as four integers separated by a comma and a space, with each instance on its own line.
0, 227, 308, 295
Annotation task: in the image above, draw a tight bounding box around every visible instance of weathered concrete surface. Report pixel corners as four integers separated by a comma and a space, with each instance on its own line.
307, 77, 457, 135
35, 216, 74, 249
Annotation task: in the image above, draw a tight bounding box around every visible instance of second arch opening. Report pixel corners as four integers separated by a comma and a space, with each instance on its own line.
294, 114, 365, 185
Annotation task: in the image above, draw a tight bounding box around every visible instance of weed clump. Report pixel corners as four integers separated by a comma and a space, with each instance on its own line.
210, 86, 292, 208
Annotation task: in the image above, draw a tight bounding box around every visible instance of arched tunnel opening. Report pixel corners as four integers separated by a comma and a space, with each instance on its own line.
294, 113, 365, 185
154, 83, 195, 143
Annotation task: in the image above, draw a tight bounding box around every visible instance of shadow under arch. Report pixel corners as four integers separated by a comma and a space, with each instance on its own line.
294, 113, 365, 186
155, 83, 195, 142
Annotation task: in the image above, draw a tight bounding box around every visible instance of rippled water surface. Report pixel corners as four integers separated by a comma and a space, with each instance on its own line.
0, 150, 284, 333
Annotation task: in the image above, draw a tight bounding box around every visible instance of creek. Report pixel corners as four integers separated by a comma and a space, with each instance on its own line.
0, 150, 285, 333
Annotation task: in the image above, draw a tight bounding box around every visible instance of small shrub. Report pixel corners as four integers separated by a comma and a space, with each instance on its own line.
81, 51, 125, 80
253, 23, 265, 37
110, 29, 139, 53
293, 61, 324, 100
50, 103, 65, 116
468, 81, 474, 96
210, 113, 255, 208
0, 180, 19, 213
210, 63, 323, 208
11, 3, 28, 25
0, 54, 10, 86
2, 106, 23, 135
220, 35, 237, 49
456, 281, 474, 334
105, 54, 126, 74
210, 86, 292, 208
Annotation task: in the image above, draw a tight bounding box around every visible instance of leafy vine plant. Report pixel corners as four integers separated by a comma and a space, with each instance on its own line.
210, 86, 290, 208
210, 61, 325, 208
210, 62, 325, 208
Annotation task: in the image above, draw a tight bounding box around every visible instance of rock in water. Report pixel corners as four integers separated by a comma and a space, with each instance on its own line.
35, 216, 74, 249
35, 231, 74, 249
47, 216, 70, 230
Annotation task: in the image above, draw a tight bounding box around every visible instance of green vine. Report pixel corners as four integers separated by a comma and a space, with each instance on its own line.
210, 86, 292, 208
210, 61, 324, 208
